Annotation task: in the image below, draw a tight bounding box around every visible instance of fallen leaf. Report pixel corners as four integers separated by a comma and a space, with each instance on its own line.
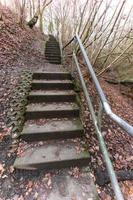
27, 180, 33, 188
9, 166, 14, 173
47, 178, 52, 187
0, 164, 5, 177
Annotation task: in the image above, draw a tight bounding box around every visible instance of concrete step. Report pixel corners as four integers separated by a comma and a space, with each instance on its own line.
33, 71, 71, 80
45, 43, 60, 49
45, 52, 60, 55
26, 103, 80, 119
45, 48, 60, 51
46, 42, 59, 44
45, 55, 61, 58
32, 80, 74, 90
45, 57, 61, 61
28, 90, 76, 103
47, 61, 61, 65
45, 54, 61, 60
14, 140, 90, 170
45, 55, 61, 59
45, 47, 60, 50
46, 47, 59, 49
35, 66, 66, 72
45, 60, 61, 64
46, 42, 59, 45
47, 42, 58, 44
46, 168, 99, 200
21, 118, 84, 141
45, 60, 62, 65
46, 58, 61, 62
45, 53, 60, 56
45, 52, 60, 56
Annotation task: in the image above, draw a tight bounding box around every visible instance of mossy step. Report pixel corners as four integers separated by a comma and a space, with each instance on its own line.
14, 140, 90, 170
45, 47, 59, 49
46, 41, 59, 44
46, 167, 99, 200
28, 90, 76, 103
38, 65, 65, 72
45, 53, 61, 57
45, 46, 60, 48
45, 56, 61, 59
45, 57, 61, 61
45, 52, 60, 55
46, 58, 61, 62
32, 80, 74, 90
47, 61, 62, 65
33, 71, 71, 80
45, 55, 61, 57
45, 50, 60, 53
21, 118, 83, 141
26, 103, 80, 119
46, 58, 61, 64
45, 61, 62, 65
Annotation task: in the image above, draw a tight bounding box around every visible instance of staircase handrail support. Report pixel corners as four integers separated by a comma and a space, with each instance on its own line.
62, 33, 133, 200
63, 33, 133, 137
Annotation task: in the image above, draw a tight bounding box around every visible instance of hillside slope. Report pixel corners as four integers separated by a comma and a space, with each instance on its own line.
0, 5, 47, 134
0, 5, 133, 200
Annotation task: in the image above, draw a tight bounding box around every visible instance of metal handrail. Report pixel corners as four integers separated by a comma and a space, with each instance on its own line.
62, 33, 133, 200
63, 33, 133, 137
58, 31, 63, 59
73, 52, 124, 200
62, 37, 75, 50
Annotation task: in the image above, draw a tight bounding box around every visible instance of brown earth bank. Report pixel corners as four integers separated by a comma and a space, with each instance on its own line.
0, 5, 51, 200
81, 76, 133, 200
0, 5, 47, 133
0, 5, 133, 200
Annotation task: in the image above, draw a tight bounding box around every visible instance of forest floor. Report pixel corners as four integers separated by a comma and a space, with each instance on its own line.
80, 73, 133, 200
0, 5, 133, 200
66, 58, 133, 199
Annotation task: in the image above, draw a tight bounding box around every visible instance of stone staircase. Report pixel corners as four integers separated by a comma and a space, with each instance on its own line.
45, 35, 61, 64
14, 36, 90, 170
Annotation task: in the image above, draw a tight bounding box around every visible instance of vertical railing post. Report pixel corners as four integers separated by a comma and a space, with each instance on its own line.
58, 25, 63, 64
97, 101, 103, 132
62, 34, 133, 199
73, 52, 124, 200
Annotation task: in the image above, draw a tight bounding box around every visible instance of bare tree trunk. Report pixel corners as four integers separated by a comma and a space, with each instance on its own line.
32, 0, 35, 16
29, 0, 32, 18
20, 0, 27, 27
27, 14, 38, 29
39, 12, 43, 32
27, 0, 52, 31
